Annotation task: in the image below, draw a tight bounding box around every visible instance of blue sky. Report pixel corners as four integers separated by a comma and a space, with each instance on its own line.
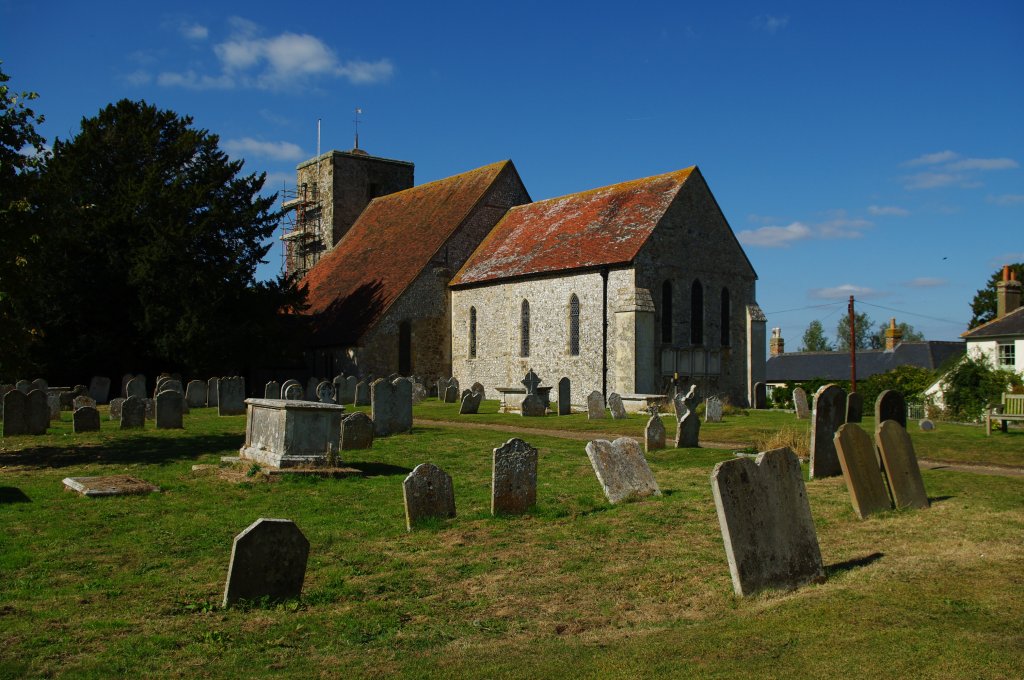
3, 1, 1022, 344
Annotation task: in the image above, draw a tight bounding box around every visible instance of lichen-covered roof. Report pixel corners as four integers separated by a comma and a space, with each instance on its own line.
450, 167, 695, 287
961, 306, 1024, 339
300, 160, 513, 345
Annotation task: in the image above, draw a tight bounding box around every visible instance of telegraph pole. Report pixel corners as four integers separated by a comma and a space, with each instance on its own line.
848, 295, 857, 393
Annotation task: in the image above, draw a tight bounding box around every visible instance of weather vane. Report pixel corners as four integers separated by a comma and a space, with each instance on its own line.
353, 107, 362, 150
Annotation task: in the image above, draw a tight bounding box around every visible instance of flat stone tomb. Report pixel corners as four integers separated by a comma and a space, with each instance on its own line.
63, 475, 160, 497
491, 438, 538, 515
793, 387, 810, 419
403, 463, 456, 531
73, 406, 101, 433
834, 423, 893, 519
586, 437, 661, 504
222, 518, 309, 607
875, 390, 907, 429
340, 412, 374, 450
587, 391, 605, 419
810, 384, 846, 478
876, 420, 929, 510
239, 398, 348, 468
645, 414, 666, 452
711, 447, 824, 597
608, 392, 628, 419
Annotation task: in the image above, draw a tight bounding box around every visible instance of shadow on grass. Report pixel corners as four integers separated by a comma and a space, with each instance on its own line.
346, 462, 412, 477
0, 487, 31, 503
0, 432, 244, 469
825, 552, 884, 577
928, 495, 954, 504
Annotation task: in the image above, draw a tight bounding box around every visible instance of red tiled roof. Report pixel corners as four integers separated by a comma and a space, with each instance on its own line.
300, 160, 513, 345
450, 167, 695, 287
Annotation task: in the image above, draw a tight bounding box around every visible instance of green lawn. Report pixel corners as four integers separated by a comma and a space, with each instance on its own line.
0, 407, 1022, 678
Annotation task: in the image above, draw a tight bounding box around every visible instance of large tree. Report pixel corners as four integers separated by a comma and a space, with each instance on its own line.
969, 263, 1024, 328
835, 311, 877, 350
872, 320, 924, 347
31, 99, 305, 379
801, 319, 831, 351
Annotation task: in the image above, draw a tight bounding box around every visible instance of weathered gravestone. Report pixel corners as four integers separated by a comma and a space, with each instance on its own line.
207, 377, 220, 407
875, 390, 907, 429
521, 370, 540, 396
876, 420, 929, 510
587, 391, 606, 420
705, 396, 724, 423
88, 376, 111, 404
73, 406, 101, 433
2, 390, 28, 436
460, 388, 472, 402
834, 423, 893, 519
264, 380, 281, 400
435, 378, 446, 400
753, 382, 767, 409
491, 438, 538, 516
120, 395, 145, 429
557, 377, 571, 416
340, 412, 374, 450
371, 378, 412, 436
282, 380, 303, 400
586, 437, 661, 504
72, 395, 97, 411
119, 373, 132, 398
471, 382, 485, 396
305, 377, 320, 401
218, 376, 246, 416
27, 389, 48, 435
340, 376, 358, 404
31, 378, 47, 393
46, 393, 61, 421
222, 518, 309, 608
126, 375, 146, 400
108, 398, 125, 420
846, 392, 864, 423
239, 399, 346, 467
402, 463, 456, 531
675, 411, 701, 448
443, 384, 460, 404
608, 392, 628, 420
143, 398, 156, 421
809, 384, 846, 479
460, 390, 483, 415
673, 392, 687, 419
793, 387, 810, 420
645, 411, 666, 453
710, 447, 825, 596
63, 475, 160, 497
919, 419, 935, 431
354, 381, 370, 406
156, 390, 184, 429
16, 379, 31, 394
316, 381, 335, 404
521, 393, 546, 417
185, 380, 208, 407
411, 381, 427, 405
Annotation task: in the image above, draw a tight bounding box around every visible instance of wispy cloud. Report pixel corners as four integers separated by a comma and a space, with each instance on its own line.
817, 215, 872, 239
905, 277, 946, 288
180, 23, 208, 40
904, 150, 958, 167
809, 284, 884, 300
737, 222, 812, 248
867, 204, 910, 216
901, 150, 1018, 190
903, 171, 964, 190
946, 157, 1018, 171
987, 193, 1024, 206
751, 15, 789, 33
223, 138, 305, 161
123, 70, 152, 86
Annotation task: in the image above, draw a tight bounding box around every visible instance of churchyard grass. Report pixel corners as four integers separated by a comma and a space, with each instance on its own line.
1, 407, 1022, 678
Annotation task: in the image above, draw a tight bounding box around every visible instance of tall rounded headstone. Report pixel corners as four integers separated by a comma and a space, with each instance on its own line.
223, 518, 309, 607
874, 390, 907, 429
810, 384, 846, 478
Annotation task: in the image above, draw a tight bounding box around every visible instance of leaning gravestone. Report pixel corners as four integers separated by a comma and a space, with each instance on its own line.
460, 388, 472, 402
459, 390, 483, 415
126, 375, 146, 400
471, 382, 485, 396
264, 380, 281, 400
316, 381, 335, 404
586, 437, 661, 503
402, 463, 456, 531
875, 390, 907, 429
710, 447, 824, 596
809, 384, 846, 479
371, 378, 412, 436
120, 395, 145, 430
793, 387, 810, 420
27, 389, 49, 435
705, 396, 724, 423
88, 376, 111, 404
587, 391, 606, 419
443, 384, 460, 404
2, 390, 28, 436
491, 438, 538, 516
834, 423, 893, 519
340, 412, 374, 450
675, 411, 701, 448
108, 398, 125, 420
846, 392, 864, 423
222, 518, 309, 608
156, 390, 184, 429
521, 393, 546, 417
218, 376, 246, 416
73, 406, 101, 433
645, 411, 666, 453
876, 420, 929, 510
608, 392, 628, 420
186, 380, 208, 407
557, 377, 571, 415
73, 395, 97, 411
354, 381, 370, 406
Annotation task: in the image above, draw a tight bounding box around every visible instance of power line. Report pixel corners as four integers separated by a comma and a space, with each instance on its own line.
857, 300, 966, 328
764, 301, 845, 315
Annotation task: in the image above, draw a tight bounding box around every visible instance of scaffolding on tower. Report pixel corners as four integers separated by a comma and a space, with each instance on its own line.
279, 177, 325, 280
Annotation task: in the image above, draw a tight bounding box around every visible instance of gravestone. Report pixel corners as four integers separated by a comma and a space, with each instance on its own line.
441, 385, 458, 403
402, 463, 456, 531
753, 382, 767, 409
471, 382, 485, 396
876, 420, 929, 510
218, 376, 246, 416
491, 438, 538, 515
371, 378, 412, 436
120, 395, 145, 429
446, 377, 460, 400
521, 370, 541, 396
109, 398, 125, 420
222, 518, 309, 608
73, 395, 97, 411
284, 382, 303, 400
875, 390, 907, 429
16, 379, 31, 394
73, 406, 101, 433
608, 393, 627, 419
331, 375, 345, 404
587, 391, 606, 419
460, 390, 483, 415
305, 377, 320, 401
143, 397, 156, 421
919, 419, 935, 431
186, 380, 208, 407
126, 375, 146, 400
411, 381, 427, 405
460, 389, 472, 402
2, 390, 28, 436
120, 374, 132, 398
710, 447, 825, 596
705, 396, 724, 423
845, 392, 864, 423
586, 437, 661, 503
675, 411, 700, 448
834, 423, 893, 519
27, 389, 48, 435
340, 412, 374, 450
341, 376, 358, 404
207, 377, 220, 407
557, 377, 571, 416
316, 381, 335, 404
156, 390, 184, 429
239, 399, 346, 467
63, 475, 160, 497
31, 378, 47, 393
354, 381, 370, 406
809, 384, 846, 479
645, 412, 666, 453
673, 392, 687, 419
46, 393, 61, 421
264, 380, 282, 400
793, 387, 810, 419
521, 393, 546, 417
88, 376, 111, 404
436, 378, 447, 400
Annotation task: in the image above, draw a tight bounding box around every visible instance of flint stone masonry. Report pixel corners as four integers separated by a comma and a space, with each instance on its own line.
218, 377, 246, 416
845, 392, 864, 423
354, 381, 370, 406
403, 463, 456, 531
186, 380, 208, 407
89, 376, 111, 404
340, 412, 374, 450
120, 396, 145, 429
63, 475, 160, 497
710, 447, 824, 597
675, 411, 701, 448
156, 390, 184, 429
239, 398, 348, 468
73, 406, 101, 433
645, 414, 666, 453
608, 392, 627, 419
586, 437, 661, 504
222, 518, 309, 608
2, 390, 28, 436
875, 390, 907, 429
521, 393, 546, 417
834, 423, 893, 519
73, 395, 97, 411
491, 438, 538, 515
109, 398, 125, 420
127, 375, 146, 400
372, 378, 412, 436
557, 377, 571, 415
876, 420, 929, 510
27, 389, 48, 435
460, 390, 483, 414
265, 381, 282, 400
587, 391, 606, 419
810, 384, 846, 479
793, 387, 810, 419
705, 396, 723, 423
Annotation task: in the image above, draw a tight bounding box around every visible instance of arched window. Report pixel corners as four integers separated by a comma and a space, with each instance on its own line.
661, 281, 673, 343
469, 306, 477, 358
720, 288, 731, 346
690, 279, 704, 345
520, 300, 530, 357
568, 294, 580, 356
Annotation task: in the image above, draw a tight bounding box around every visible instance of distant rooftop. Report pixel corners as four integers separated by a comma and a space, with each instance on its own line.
961, 306, 1024, 339
766, 341, 966, 382
296, 149, 414, 170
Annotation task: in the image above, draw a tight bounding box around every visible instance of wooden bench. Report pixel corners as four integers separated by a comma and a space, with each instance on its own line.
986, 393, 1024, 435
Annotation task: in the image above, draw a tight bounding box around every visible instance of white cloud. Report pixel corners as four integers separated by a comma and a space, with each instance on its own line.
900, 151, 1018, 190
817, 216, 872, 239
223, 137, 305, 161
157, 70, 234, 90
752, 15, 789, 33
809, 284, 883, 300
946, 157, 1019, 171
903, 171, 963, 190
987, 193, 1024, 206
181, 23, 208, 40
737, 222, 812, 247
867, 204, 910, 216
123, 70, 152, 86
905, 277, 946, 288
904, 150, 958, 167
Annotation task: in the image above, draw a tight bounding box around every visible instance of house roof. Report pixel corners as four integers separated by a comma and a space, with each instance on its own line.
765, 341, 966, 382
961, 306, 1024, 339
450, 167, 695, 287
300, 160, 514, 345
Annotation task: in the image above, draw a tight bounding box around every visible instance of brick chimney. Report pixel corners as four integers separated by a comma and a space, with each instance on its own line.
996, 264, 1022, 318
769, 327, 785, 356
884, 317, 903, 351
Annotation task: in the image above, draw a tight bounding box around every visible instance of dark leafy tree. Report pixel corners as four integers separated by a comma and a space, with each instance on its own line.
836, 311, 877, 350
968, 263, 1024, 328
940, 354, 1022, 422
801, 320, 831, 351
872, 320, 924, 347
857, 365, 936, 409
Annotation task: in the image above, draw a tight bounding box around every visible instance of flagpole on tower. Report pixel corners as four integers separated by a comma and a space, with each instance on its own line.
353, 107, 362, 151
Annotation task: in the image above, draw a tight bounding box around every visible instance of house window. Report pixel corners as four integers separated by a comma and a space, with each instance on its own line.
661, 281, 673, 343
998, 342, 1016, 367
690, 279, 704, 345
469, 307, 477, 359
569, 294, 580, 356
720, 288, 731, 347
520, 300, 530, 357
